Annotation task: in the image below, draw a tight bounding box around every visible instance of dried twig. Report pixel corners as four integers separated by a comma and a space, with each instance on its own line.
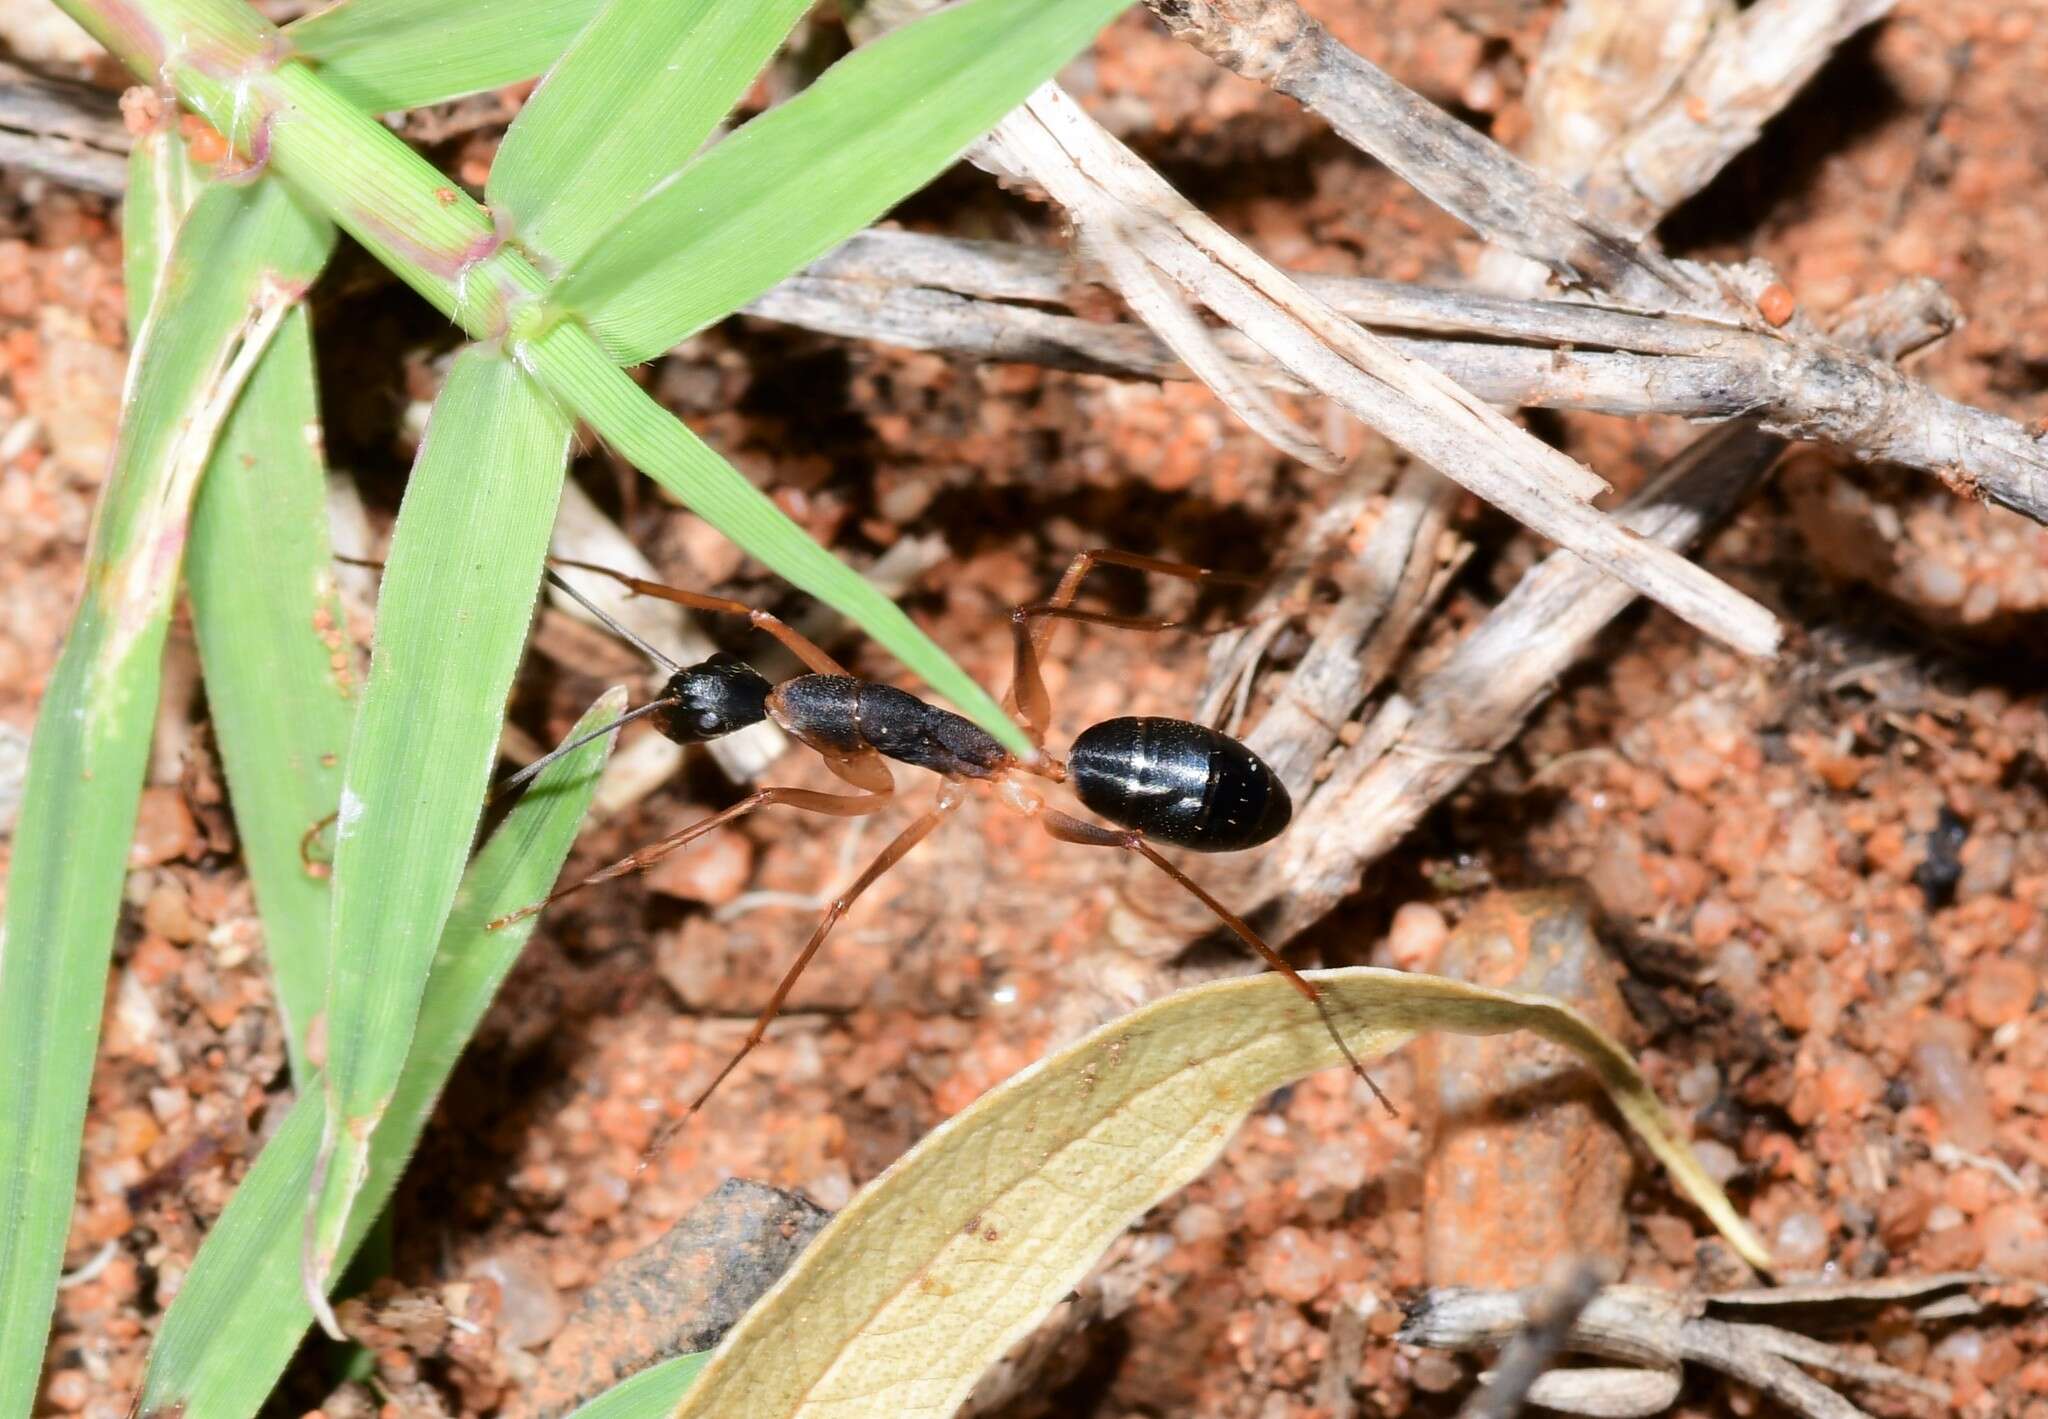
1404, 1274, 1985, 1419
0, 60, 128, 195
1260, 280, 1952, 944
1516, 0, 1724, 188
1578, 0, 1900, 240
1226, 464, 1461, 797
1141, 0, 1730, 316
749, 237, 2048, 511
10, 74, 2037, 520
965, 82, 1779, 656
843, 0, 1786, 657
1458, 1263, 1606, 1419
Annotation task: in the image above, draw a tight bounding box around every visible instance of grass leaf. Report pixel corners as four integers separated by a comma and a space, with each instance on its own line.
0, 165, 329, 1418
137, 689, 625, 1419
61, 0, 1028, 752
491, 0, 815, 274
129, 129, 357, 1085
307, 348, 571, 1310
557, 0, 1130, 365
678, 967, 1771, 1418
286, 0, 603, 114
120, 126, 202, 336
564, 1352, 710, 1419
185, 301, 353, 1081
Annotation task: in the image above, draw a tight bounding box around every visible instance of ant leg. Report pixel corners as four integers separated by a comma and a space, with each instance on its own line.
549, 556, 847, 676
487, 773, 894, 930
1007, 549, 1261, 746
689, 780, 965, 1111
1035, 808, 1396, 1116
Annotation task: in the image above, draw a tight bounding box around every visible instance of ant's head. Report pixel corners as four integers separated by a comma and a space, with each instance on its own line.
655, 653, 771, 743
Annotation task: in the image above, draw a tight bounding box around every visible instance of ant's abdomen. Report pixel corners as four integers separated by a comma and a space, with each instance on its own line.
1068, 716, 1292, 852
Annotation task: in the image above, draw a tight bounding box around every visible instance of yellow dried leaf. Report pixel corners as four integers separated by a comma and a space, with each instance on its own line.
681, 967, 1770, 1417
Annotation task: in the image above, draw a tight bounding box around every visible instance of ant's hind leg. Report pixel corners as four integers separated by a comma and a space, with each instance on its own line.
688, 780, 966, 1112
488, 777, 894, 930
1034, 808, 1395, 1115
548, 557, 847, 676
1007, 549, 1261, 746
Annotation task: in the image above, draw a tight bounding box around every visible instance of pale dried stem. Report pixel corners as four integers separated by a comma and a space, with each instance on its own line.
9, 75, 2031, 516
1141, 0, 1732, 316
1458, 1262, 1606, 1419
1405, 1273, 1979, 1418
1579, 0, 1900, 240
0, 60, 129, 195
968, 84, 1779, 656
1261, 280, 1951, 944
1074, 212, 1341, 470
1237, 464, 1459, 797
1519, 0, 1727, 187
751, 238, 2048, 514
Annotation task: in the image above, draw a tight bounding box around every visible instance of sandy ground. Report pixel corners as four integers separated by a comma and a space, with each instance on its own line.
4, 1, 2046, 1415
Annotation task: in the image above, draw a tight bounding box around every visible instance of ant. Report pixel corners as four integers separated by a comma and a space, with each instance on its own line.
493, 551, 1389, 1114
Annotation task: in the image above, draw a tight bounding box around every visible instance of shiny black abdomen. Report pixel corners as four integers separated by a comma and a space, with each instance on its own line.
769, 675, 1012, 779
1067, 716, 1291, 852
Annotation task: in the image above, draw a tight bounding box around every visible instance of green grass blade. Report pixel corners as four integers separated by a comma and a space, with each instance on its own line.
557, 0, 1130, 364
58, 0, 1030, 753
0, 171, 329, 1419
490, 0, 814, 274
185, 301, 353, 1081
308, 348, 572, 1311
521, 320, 1022, 750
137, 689, 624, 1419
286, 0, 603, 114
564, 1353, 710, 1419
125, 130, 349, 1082
121, 126, 202, 337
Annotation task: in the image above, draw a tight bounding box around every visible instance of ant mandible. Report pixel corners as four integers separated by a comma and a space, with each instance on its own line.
493, 551, 1388, 1114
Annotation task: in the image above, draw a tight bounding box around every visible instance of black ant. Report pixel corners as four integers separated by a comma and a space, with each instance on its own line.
493, 551, 1388, 1114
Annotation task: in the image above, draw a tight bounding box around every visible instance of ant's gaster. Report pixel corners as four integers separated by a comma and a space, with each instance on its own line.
493, 551, 1388, 1115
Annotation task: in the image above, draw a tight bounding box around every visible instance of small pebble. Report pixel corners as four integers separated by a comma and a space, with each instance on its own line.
1385, 902, 1447, 972
1251, 1225, 1334, 1303
1409, 1351, 1465, 1394
129, 786, 199, 867
1773, 1210, 1830, 1269
1910, 1029, 1996, 1152
1965, 956, 2038, 1030
1982, 1201, 2048, 1280
43, 1370, 89, 1413
645, 829, 753, 907
470, 1252, 565, 1350
565, 1171, 629, 1224
1174, 1203, 1227, 1245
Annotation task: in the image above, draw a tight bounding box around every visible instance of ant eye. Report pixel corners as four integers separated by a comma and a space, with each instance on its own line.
693, 711, 721, 734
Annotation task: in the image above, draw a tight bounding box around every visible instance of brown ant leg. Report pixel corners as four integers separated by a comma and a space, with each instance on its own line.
688, 779, 966, 1112
299, 810, 339, 878
1035, 807, 1396, 1116
549, 556, 847, 676
1007, 549, 1260, 746
488, 772, 894, 930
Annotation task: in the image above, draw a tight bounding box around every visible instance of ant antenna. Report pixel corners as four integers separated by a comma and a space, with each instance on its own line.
544, 567, 682, 673
497, 697, 678, 799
